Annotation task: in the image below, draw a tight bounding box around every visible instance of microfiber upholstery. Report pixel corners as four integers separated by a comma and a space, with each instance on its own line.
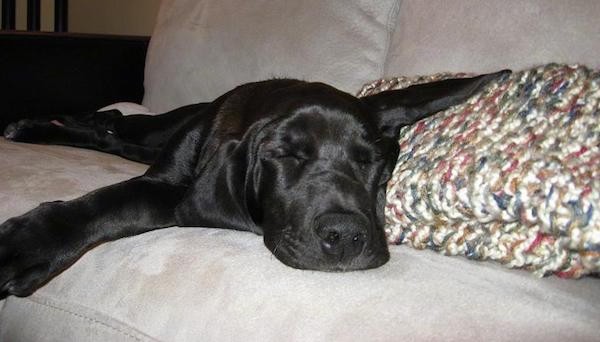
2, 0, 600, 340
385, 0, 600, 77
0, 73, 599, 339
359, 64, 600, 278
142, 0, 401, 112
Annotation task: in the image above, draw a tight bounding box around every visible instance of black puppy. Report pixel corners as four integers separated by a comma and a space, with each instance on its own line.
1, 71, 508, 297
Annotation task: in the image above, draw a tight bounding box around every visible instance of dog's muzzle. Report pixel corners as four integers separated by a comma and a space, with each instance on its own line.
315, 213, 370, 263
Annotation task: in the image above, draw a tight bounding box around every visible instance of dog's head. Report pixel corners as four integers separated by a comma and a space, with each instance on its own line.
247, 71, 509, 271
176, 71, 508, 271
251, 87, 396, 271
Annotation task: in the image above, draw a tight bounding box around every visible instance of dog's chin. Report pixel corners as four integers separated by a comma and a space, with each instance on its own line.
264, 237, 390, 272
278, 250, 390, 272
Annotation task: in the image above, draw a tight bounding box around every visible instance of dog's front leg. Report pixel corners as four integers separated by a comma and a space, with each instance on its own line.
0, 176, 186, 297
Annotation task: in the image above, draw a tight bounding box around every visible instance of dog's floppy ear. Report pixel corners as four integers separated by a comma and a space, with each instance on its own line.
362, 70, 510, 139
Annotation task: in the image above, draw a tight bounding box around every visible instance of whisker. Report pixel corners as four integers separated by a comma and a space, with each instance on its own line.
271, 235, 284, 257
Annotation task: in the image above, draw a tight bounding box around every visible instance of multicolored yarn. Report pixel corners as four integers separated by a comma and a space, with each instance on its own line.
358, 64, 600, 278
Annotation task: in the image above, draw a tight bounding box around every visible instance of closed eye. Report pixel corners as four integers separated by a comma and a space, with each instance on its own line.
269, 146, 312, 162
355, 155, 373, 164
350, 145, 382, 165
281, 152, 309, 161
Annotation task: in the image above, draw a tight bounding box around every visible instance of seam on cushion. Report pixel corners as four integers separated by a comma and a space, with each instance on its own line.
381, 0, 402, 79
13, 296, 160, 342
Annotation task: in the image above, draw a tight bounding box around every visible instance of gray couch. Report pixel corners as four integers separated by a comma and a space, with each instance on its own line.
1, 1, 599, 341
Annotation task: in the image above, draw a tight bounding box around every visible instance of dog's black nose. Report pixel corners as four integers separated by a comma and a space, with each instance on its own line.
316, 213, 368, 260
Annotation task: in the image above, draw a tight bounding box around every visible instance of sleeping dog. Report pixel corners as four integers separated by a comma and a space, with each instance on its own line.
1, 71, 508, 297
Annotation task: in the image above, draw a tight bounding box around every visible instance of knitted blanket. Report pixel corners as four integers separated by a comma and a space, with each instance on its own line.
358, 64, 600, 278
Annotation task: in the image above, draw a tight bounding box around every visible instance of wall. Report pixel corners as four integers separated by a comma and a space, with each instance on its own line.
70, 0, 161, 36
4, 0, 161, 36
6, 0, 54, 31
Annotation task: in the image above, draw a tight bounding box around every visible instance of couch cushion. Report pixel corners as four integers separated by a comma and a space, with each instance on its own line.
385, 0, 600, 76
0, 139, 147, 214
2, 227, 600, 341
142, 0, 401, 112
1, 139, 599, 341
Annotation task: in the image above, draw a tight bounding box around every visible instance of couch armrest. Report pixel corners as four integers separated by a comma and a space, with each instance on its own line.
0, 32, 149, 130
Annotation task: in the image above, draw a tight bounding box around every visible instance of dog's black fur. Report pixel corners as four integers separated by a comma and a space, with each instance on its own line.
0, 71, 508, 297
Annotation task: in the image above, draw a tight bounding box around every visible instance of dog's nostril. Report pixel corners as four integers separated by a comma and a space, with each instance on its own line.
316, 214, 369, 259
320, 229, 342, 255
352, 233, 365, 243
351, 232, 366, 253
326, 231, 341, 245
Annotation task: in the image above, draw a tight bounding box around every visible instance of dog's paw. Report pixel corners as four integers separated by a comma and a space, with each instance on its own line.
3, 119, 34, 141
0, 220, 51, 297
0, 202, 73, 298
3, 119, 62, 143
3, 121, 22, 140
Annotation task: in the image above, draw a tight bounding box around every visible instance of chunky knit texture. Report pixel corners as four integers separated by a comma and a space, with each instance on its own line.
358, 64, 600, 278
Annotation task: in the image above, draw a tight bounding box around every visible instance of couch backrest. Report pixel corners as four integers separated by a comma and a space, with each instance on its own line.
385, 0, 600, 77
143, 0, 401, 112
143, 0, 600, 112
